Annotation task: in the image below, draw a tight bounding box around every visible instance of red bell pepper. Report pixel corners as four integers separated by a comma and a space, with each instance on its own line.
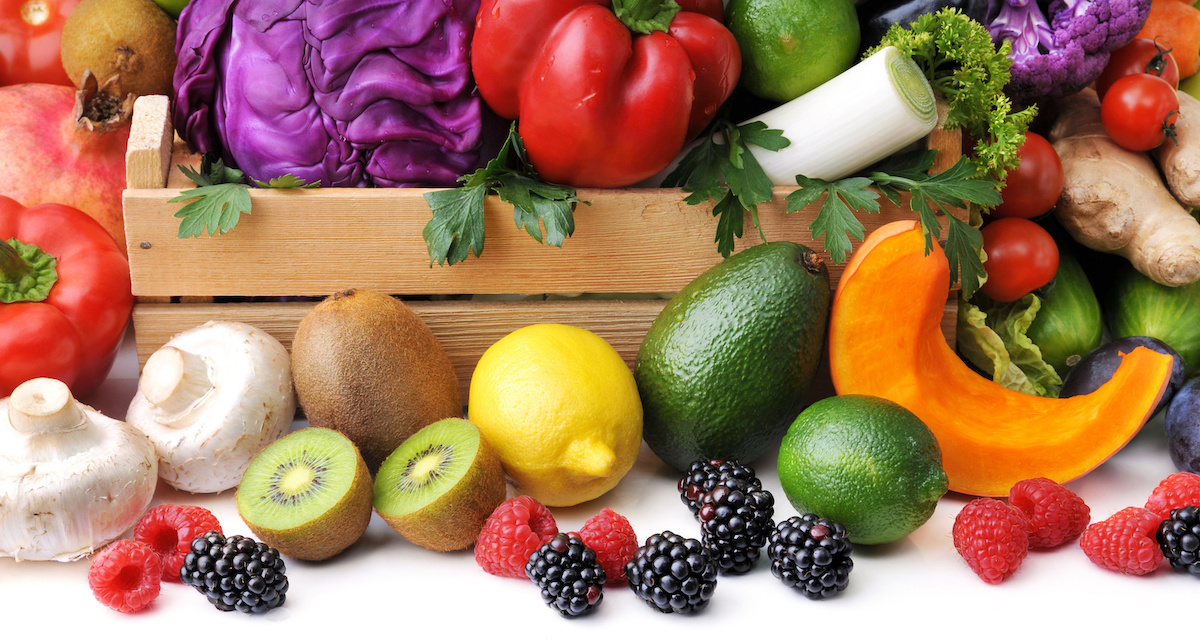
472, 0, 740, 188
0, 0, 82, 86
0, 196, 133, 398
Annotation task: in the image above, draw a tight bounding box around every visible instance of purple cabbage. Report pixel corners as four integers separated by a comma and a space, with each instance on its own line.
173, 0, 485, 187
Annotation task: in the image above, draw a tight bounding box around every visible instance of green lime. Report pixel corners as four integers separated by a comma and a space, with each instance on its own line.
777, 394, 948, 545
725, 0, 860, 103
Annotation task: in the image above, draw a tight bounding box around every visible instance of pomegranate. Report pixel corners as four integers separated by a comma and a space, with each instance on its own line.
0, 81, 130, 251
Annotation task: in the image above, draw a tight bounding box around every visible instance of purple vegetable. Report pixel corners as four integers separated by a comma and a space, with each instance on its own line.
985, 0, 1151, 105
173, 0, 485, 187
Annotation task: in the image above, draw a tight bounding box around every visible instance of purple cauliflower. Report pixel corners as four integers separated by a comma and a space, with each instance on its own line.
986, 0, 1151, 104
173, 0, 488, 188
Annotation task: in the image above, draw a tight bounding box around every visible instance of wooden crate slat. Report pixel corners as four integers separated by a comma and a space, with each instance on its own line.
123, 186, 958, 298
131, 297, 958, 406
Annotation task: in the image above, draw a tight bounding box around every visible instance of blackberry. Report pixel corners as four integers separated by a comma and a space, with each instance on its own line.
625, 531, 718, 614
525, 533, 605, 617
180, 530, 289, 613
678, 459, 761, 517
1157, 505, 1200, 576
698, 476, 775, 574
768, 514, 853, 600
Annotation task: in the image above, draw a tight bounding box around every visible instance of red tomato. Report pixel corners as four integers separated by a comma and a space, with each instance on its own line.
1101, 73, 1180, 151
979, 218, 1060, 303
0, 0, 82, 86
991, 132, 1063, 219
1096, 37, 1181, 100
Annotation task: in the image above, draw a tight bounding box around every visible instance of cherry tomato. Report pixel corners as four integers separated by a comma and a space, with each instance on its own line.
991, 132, 1063, 219
1096, 37, 1180, 100
979, 218, 1060, 303
0, 0, 82, 86
1101, 73, 1180, 152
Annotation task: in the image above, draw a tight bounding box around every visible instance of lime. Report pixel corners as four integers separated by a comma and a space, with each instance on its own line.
777, 394, 948, 545
467, 324, 643, 507
725, 0, 860, 102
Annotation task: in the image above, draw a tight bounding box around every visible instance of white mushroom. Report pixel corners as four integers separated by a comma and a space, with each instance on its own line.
126, 321, 295, 493
0, 377, 158, 562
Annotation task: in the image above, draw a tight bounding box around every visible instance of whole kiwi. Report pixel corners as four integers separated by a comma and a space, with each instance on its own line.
60, 0, 177, 98
291, 289, 463, 473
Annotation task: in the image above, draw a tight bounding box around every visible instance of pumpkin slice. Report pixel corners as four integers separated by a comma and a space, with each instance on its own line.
829, 220, 1173, 497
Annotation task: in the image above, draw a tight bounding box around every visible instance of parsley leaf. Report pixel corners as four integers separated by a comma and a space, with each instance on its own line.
171, 154, 317, 238
661, 118, 789, 257
789, 150, 998, 298
423, 123, 585, 266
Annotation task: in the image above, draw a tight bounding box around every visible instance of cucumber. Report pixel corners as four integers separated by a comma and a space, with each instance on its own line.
1026, 246, 1104, 376
1106, 262, 1200, 378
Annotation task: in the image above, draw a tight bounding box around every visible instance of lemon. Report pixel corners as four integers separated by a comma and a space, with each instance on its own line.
467, 324, 643, 507
777, 394, 948, 545
726, 0, 860, 102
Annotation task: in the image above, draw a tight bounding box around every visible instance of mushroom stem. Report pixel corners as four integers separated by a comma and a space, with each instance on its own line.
139, 345, 214, 424
6, 377, 102, 460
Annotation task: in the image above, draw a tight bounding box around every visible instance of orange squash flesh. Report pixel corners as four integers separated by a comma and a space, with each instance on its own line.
829, 220, 1174, 497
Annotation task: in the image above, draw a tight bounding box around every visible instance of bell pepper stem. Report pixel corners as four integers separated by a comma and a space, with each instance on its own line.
611, 0, 681, 34
0, 240, 31, 282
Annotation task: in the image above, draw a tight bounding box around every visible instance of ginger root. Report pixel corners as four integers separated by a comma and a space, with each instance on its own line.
1155, 90, 1200, 209
1049, 88, 1200, 287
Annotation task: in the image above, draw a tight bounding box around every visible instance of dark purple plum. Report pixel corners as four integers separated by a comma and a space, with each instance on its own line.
1166, 377, 1200, 473
1059, 336, 1186, 415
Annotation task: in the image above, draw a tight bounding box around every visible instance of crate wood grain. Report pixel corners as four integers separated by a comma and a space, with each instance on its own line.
123, 97, 965, 404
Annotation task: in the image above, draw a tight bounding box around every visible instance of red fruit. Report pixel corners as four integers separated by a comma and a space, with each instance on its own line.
1008, 477, 1091, 549
1079, 506, 1163, 575
133, 504, 222, 582
952, 498, 1030, 584
576, 508, 638, 585
88, 540, 163, 613
1145, 472, 1200, 520
0, 83, 129, 250
475, 496, 559, 578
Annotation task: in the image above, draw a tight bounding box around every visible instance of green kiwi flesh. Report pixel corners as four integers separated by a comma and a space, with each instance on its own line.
374, 418, 507, 552
236, 428, 373, 561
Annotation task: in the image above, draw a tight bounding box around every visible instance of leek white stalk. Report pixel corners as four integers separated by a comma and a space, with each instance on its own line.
126, 321, 295, 493
0, 377, 158, 561
748, 45, 939, 184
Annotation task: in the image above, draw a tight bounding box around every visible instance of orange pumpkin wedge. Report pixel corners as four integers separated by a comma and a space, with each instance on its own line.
829, 220, 1173, 497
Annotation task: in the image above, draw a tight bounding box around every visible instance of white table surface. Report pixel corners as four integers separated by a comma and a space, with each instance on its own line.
1, 327, 1192, 636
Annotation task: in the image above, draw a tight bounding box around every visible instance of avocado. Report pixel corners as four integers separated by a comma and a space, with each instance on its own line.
634, 242, 831, 472
290, 289, 463, 473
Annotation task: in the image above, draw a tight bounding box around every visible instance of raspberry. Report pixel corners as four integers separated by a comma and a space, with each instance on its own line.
475, 496, 559, 578
952, 498, 1030, 584
1079, 506, 1164, 576
1145, 472, 1200, 520
1008, 477, 1091, 549
134, 504, 222, 582
576, 508, 638, 585
88, 540, 163, 613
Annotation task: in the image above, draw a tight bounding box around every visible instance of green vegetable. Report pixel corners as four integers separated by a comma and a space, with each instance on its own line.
786, 150, 997, 297
423, 122, 585, 266
170, 155, 318, 238
661, 118, 790, 257
957, 292, 1063, 397
1026, 246, 1104, 376
868, 7, 1037, 181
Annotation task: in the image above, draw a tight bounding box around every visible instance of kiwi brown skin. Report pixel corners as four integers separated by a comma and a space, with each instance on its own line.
375, 421, 508, 552
59, 0, 177, 98
291, 289, 463, 473
236, 428, 374, 562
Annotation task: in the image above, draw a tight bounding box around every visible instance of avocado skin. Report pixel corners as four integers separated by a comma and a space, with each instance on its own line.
635, 242, 831, 472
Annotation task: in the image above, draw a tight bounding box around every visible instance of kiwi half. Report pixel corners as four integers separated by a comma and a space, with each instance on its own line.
374, 418, 507, 552
236, 428, 373, 562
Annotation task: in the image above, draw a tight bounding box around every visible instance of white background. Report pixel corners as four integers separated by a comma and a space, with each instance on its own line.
0, 329, 1193, 636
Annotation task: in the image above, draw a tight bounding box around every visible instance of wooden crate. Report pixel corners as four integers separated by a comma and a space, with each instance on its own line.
122, 99, 963, 404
